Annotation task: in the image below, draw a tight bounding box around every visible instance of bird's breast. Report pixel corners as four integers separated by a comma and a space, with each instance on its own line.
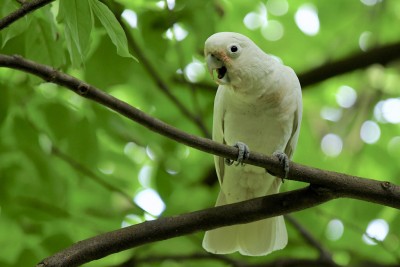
222, 98, 287, 156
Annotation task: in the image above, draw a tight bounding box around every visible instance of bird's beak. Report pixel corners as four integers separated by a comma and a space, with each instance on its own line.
206, 53, 228, 84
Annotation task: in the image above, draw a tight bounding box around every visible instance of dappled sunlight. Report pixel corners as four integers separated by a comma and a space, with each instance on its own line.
243, 3, 284, 41
388, 136, 400, 156
138, 165, 153, 188
146, 145, 157, 161
243, 3, 267, 30
295, 4, 320, 36
2, 0, 400, 265
165, 23, 188, 41
360, 120, 381, 144
261, 20, 284, 41
134, 188, 166, 216
166, 0, 175, 10
336, 86, 357, 108
320, 107, 342, 122
360, 0, 383, 6
359, 31, 372, 51
266, 0, 289, 16
381, 98, 400, 124
98, 161, 115, 175
184, 59, 206, 83
325, 219, 344, 241
121, 9, 137, 29
321, 133, 343, 157
124, 142, 147, 164
121, 214, 143, 228
363, 219, 389, 245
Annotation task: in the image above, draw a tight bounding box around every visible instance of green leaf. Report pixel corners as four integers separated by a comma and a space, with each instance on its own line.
25, 18, 65, 67
58, 0, 93, 66
88, 0, 136, 60
1, 0, 31, 48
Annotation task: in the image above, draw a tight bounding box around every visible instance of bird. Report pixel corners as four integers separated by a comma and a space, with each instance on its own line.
202, 32, 302, 256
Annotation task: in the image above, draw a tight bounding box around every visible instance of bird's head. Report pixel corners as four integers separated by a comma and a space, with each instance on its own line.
204, 32, 262, 87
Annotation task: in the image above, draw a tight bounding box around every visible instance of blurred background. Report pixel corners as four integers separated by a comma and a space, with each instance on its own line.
0, 0, 400, 266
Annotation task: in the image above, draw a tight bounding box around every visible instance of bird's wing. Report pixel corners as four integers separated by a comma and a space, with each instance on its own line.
282, 66, 303, 159
212, 85, 227, 185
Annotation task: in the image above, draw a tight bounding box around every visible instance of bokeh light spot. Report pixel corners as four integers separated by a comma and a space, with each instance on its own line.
321, 133, 343, 157
295, 4, 320, 36
165, 23, 188, 41
184, 60, 206, 83
122, 9, 137, 28
359, 31, 372, 51
320, 107, 342, 122
261, 20, 284, 41
266, 0, 289, 16
363, 219, 389, 245
382, 98, 400, 124
326, 219, 344, 241
360, 0, 382, 6
360, 120, 381, 144
244, 12, 265, 30
134, 188, 166, 216
336, 85, 357, 108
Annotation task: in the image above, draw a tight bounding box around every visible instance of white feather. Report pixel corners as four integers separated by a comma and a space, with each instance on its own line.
203, 32, 302, 256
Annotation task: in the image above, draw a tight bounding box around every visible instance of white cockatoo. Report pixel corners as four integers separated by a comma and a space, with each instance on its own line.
202, 32, 302, 256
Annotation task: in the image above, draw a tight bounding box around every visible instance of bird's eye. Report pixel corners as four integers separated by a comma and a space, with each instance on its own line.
230, 46, 238, 53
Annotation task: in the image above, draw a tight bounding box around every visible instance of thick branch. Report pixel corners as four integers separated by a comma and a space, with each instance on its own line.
1, 54, 399, 210
299, 42, 400, 87
37, 186, 336, 266
0, 0, 54, 30
122, 253, 337, 267
184, 41, 400, 90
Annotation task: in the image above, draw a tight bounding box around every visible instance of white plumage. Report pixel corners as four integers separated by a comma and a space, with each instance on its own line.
203, 32, 302, 256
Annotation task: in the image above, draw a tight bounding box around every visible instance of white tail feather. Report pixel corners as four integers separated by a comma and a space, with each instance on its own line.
203, 189, 288, 256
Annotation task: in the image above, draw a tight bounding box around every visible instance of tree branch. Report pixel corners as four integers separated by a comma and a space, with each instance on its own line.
299, 42, 400, 87
115, 10, 211, 137
0, 0, 54, 30
0, 54, 399, 209
285, 215, 334, 263
120, 253, 338, 267
181, 41, 400, 90
37, 186, 336, 267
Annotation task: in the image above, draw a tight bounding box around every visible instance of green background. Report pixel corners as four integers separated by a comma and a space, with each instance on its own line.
0, 0, 399, 266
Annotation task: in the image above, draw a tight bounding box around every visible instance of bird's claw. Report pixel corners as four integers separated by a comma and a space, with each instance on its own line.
272, 151, 290, 182
225, 142, 250, 166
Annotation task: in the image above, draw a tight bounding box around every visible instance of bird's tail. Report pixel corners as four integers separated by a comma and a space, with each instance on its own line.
202, 190, 287, 256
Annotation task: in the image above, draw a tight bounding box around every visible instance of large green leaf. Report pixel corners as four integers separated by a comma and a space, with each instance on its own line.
88, 0, 135, 60
58, 0, 93, 66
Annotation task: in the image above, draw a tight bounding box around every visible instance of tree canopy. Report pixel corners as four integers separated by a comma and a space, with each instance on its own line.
0, 0, 400, 266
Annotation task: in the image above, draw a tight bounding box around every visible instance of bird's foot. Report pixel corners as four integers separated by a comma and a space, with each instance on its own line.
272, 151, 290, 182
225, 142, 250, 166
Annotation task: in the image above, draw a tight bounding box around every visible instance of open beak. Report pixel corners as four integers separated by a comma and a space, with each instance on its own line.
206, 54, 228, 84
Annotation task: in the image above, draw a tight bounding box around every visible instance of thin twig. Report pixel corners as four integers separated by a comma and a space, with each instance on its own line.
285, 215, 334, 262
0, 0, 54, 30
116, 14, 211, 138
51, 146, 144, 212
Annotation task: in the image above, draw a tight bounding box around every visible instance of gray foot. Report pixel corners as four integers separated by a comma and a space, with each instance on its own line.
272, 151, 290, 182
225, 142, 250, 166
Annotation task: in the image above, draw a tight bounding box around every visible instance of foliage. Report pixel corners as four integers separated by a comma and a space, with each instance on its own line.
0, 0, 400, 266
